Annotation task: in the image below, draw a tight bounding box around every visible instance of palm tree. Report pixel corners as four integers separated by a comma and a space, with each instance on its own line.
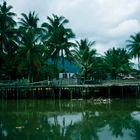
17, 28, 43, 82
92, 56, 107, 80
17, 11, 45, 82
18, 11, 39, 30
72, 39, 96, 81
42, 14, 69, 37
0, 1, 18, 79
50, 26, 75, 66
126, 32, 140, 70
41, 14, 75, 68
0, 1, 17, 51
104, 47, 131, 79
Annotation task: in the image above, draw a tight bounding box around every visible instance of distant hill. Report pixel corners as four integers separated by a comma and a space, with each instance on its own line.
47, 58, 80, 73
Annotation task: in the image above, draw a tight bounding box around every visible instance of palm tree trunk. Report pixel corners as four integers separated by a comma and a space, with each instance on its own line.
53, 59, 58, 79
61, 50, 65, 68
28, 63, 33, 83
0, 36, 4, 52
0, 37, 2, 52
84, 69, 87, 83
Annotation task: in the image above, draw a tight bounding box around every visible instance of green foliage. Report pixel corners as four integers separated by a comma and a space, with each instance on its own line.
17, 28, 44, 82
0, 1, 137, 82
103, 48, 131, 79
19, 11, 39, 30
41, 14, 75, 67
0, 1, 18, 79
126, 32, 140, 70
0, 1, 17, 51
92, 56, 107, 80
72, 39, 96, 80
38, 64, 57, 80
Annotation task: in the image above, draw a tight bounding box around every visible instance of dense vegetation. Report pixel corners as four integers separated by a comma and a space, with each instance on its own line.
0, 1, 139, 82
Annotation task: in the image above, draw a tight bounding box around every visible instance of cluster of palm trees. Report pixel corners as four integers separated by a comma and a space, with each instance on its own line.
0, 1, 140, 82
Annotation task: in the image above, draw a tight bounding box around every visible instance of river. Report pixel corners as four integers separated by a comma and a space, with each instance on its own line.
0, 99, 140, 140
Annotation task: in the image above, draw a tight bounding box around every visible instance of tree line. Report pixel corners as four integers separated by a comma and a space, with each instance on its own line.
0, 1, 140, 82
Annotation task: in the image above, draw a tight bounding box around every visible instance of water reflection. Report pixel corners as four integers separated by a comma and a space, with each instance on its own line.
0, 99, 140, 140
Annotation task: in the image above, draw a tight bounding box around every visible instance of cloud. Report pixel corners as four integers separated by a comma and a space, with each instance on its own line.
108, 19, 140, 37
5, 0, 140, 54
95, 42, 118, 55
108, 19, 140, 39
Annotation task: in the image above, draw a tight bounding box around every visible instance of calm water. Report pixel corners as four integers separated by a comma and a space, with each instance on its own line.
0, 99, 140, 140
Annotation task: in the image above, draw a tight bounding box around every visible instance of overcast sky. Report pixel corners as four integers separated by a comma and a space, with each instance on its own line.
4, 0, 140, 54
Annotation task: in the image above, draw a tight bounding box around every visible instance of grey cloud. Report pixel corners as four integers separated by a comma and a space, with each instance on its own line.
6, 0, 140, 53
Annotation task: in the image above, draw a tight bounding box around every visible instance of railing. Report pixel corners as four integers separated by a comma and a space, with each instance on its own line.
1, 79, 140, 89
0, 79, 79, 88
52, 79, 78, 85
101, 79, 140, 85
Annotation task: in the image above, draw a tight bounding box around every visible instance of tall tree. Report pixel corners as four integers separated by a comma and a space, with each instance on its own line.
72, 39, 96, 81
104, 47, 131, 79
17, 11, 45, 82
126, 32, 140, 70
0, 1, 17, 52
0, 1, 18, 79
92, 56, 107, 80
17, 28, 43, 82
41, 14, 75, 67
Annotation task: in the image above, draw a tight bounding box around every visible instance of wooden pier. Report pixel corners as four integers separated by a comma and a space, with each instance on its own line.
0, 80, 140, 99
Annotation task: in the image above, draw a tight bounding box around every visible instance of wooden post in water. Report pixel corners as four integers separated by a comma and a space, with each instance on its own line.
32, 88, 35, 99
5, 89, 7, 99
0, 89, 2, 99
5, 88, 8, 100
16, 88, 19, 111
40, 88, 42, 98
138, 85, 139, 93
121, 86, 124, 99
59, 88, 61, 100
16, 88, 19, 100
70, 88, 73, 100
52, 88, 55, 99
137, 85, 139, 98
108, 86, 110, 99
82, 87, 84, 99
24, 88, 27, 98
2, 89, 4, 99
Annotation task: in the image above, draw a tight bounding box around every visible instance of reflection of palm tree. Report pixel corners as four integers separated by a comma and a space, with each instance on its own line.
65, 111, 105, 140
107, 111, 132, 138
130, 120, 140, 140
80, 112, 102, 140
1, 100, 139, 140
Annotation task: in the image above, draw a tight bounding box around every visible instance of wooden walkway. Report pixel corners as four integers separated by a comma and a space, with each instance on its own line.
0, 80, 140, 99
1, 79, 140, 88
